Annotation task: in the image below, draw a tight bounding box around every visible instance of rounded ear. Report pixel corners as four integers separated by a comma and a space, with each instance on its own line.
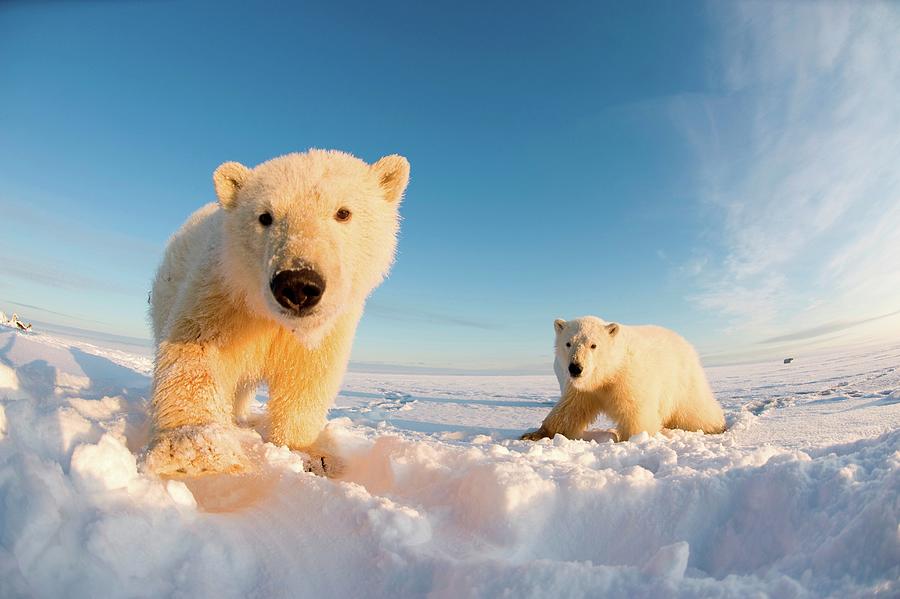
371, 154, 410, 203
606, 323, 620, 336
213, 162, 250, 209
554, 319, 566, 333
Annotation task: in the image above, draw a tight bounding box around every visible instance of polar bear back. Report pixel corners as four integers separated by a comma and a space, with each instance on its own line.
150, 202, 222, 343
623, 324, 719, 426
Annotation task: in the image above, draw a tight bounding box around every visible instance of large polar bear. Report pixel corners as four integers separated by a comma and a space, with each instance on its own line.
522, 316, 725, 442
146, 149, 410, 476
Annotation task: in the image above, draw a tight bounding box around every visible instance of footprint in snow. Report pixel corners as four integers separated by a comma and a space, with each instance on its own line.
366, 390, 416, 413
743, 396, 795, 416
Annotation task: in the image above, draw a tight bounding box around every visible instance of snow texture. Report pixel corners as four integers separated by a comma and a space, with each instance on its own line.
0, 326, 898, 598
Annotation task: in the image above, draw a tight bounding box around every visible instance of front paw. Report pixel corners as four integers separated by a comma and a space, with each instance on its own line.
302, 450, 345, 479
520, 426, 552, 441
143, 424, 251, 477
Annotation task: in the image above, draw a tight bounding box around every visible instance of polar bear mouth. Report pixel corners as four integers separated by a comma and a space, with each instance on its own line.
567, 371, 591, 389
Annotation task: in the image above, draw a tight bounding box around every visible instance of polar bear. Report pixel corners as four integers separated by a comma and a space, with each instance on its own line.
521, 316, 725, 442
145, 149, 410, 476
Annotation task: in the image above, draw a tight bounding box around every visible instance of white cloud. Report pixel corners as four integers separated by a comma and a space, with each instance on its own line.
678, 1, 900, 344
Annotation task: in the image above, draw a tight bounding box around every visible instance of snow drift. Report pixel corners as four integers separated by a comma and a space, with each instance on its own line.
0, 325, 898, 597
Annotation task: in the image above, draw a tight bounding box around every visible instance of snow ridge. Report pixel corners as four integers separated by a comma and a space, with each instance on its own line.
0, 328, 898, 598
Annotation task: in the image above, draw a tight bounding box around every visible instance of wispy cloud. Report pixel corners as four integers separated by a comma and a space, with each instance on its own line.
367, 300, 503, 330
759, 308, 900, 345
0, 196, 160, 260
0, 299, 117, 327
677, 1, 900, 343
0, 254, 139, 296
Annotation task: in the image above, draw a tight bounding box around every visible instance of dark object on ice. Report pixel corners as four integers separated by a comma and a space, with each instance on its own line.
11, 313, 32, 332
783, 357, 794, 364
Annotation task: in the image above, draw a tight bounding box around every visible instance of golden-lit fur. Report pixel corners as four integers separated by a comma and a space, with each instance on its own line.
522, 316, 725, 442
145, 149, 409, 476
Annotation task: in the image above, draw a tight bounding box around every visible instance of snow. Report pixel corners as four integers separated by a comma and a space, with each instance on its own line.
0, 326, 898, 598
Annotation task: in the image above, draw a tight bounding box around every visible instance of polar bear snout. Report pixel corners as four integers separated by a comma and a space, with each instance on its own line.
270, 268, 326, 316
568, 362, 584, 378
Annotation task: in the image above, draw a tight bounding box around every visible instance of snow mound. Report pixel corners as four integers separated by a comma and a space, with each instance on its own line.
70, 433, 139, 492
0, 327, 898, 597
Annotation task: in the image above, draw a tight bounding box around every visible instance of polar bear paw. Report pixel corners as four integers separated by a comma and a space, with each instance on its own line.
520, 426, 552, 441
144, 424, 251, 477
301, 449, 345, 479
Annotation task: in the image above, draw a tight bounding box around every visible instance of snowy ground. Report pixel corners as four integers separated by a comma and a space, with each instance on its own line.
0, 324, 898, 598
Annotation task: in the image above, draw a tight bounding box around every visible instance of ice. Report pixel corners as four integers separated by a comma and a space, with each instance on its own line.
0, 326, 898, 597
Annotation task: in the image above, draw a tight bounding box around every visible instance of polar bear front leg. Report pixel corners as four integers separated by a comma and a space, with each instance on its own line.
145, 341, 249, 476
615, 411, 663, 441
266, 369, 345, 478
522, 389, 600, 441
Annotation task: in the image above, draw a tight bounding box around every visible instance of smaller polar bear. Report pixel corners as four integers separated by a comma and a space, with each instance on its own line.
522, 316, 725, 442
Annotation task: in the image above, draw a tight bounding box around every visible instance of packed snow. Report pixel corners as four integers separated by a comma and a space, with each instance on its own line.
0, 323, 898, 598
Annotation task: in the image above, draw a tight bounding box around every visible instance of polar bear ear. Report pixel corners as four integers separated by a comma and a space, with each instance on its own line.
371, 155, 410, 203
213, 162, 251, 209
554, 319, 566, 333
606, 323, 620, 336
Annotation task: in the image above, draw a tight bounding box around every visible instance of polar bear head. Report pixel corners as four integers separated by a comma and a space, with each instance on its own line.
213, 149, 409, 346
553, 316, 625, 390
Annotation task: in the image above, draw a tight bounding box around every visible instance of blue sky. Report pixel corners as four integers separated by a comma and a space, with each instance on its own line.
1, 1, 898, 372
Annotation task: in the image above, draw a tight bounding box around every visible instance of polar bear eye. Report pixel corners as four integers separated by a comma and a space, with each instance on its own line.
591, 344, 597, 349
335, 208, 352, 222
258, 212, 273, 227
565, 342, 571, 347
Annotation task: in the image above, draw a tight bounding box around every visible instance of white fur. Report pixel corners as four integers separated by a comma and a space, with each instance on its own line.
145, 149, 409, 476
523, 316, 726, 442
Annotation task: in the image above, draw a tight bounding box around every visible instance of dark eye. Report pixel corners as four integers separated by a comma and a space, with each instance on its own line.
591, 344, 597, 349
258, 212, 273, 227
565, 342, 571, 347
335, 207, 352, 222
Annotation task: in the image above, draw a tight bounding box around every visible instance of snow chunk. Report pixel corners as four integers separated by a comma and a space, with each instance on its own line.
0, 362, 28, 401
165, 480, 197, 508
642, 541, 690, 580
68, 396, 124, 420
0, 363, 19, 392
70, 433, 138, 492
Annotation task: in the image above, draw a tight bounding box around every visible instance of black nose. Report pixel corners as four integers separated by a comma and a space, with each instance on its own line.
568, 362, 583, 377
270, 269, 326, 315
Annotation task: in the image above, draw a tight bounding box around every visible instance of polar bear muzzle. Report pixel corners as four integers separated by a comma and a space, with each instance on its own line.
269, 268, 326, 316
